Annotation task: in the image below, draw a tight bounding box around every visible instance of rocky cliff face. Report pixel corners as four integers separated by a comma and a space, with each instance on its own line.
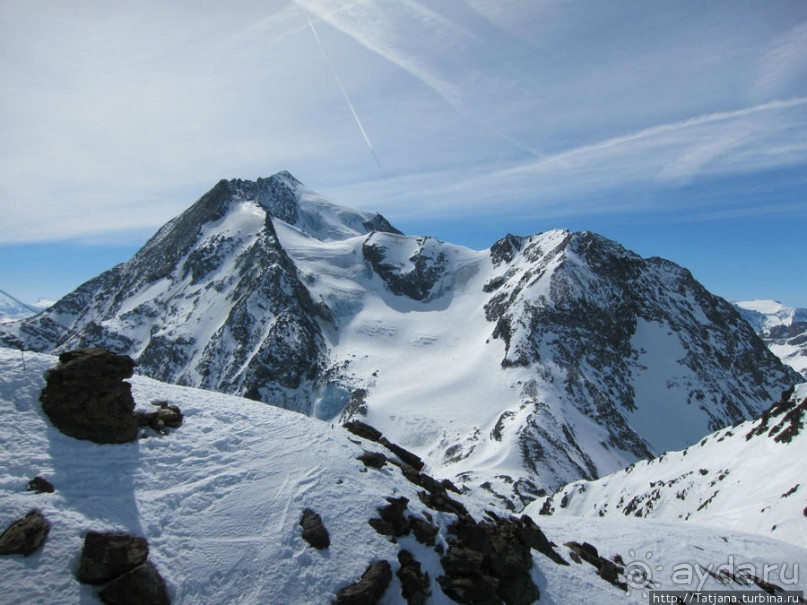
1, 172, 799, 505
484, 230, 789, 459
1, 172, 396, 413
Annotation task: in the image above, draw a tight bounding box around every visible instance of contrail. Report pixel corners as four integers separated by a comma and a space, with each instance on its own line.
298, 5, 384, 174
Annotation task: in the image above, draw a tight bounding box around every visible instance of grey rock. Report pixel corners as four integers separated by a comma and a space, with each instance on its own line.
397, 550, 430, 605
368, 497, 410, 538
0, 510, 50, 557
438, 514, 541, 605
40, 348, 139, 444
98, 561, 170, 605
300, 508, 330, 550
78, 531, 149, 585
357, 451, 387, 469
135, 401, 183, 433
27, 476, 55, 494
335, 560, 392, 605
344, 421, 382, 442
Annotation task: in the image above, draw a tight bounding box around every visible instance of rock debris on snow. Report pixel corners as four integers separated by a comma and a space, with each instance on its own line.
26, 476, 54, 494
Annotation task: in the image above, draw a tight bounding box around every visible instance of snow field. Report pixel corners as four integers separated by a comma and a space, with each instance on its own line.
2, 349, 805, 604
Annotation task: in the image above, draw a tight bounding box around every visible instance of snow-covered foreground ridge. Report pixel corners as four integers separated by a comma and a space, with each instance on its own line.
1, 171, 800, 506
1, 349, 805, 604
535, 383, 807, 549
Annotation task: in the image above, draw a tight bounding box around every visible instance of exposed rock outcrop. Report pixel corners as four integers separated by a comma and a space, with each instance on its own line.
98, 561, 170, 605
334, 560, 392, 605
397, 550, 430, 605
344, 421, 382, 443
78, 531, 149, 585
78, 531, 170, 603
135, 400, 184, 433
368, 497, 411, 538
565, 541, 627, 590
0, 510, 50, 557
300, 509, 330, 550
27, 476, 55, 494
357, 450, 387, 469
438, 514, 541, 605
40, 348, 139, 444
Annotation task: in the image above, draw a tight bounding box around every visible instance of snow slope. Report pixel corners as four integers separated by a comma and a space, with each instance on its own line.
533, 383, 807, 549
1, 173, 798, 509
736, 300, 807, 379
1, 349, 805, 604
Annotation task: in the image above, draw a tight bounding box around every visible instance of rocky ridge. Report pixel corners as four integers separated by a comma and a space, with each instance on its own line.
532, 383, 807, 548
0, 172, 799, 507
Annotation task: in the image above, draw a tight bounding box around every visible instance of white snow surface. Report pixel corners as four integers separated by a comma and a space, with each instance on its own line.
736, 300, 807, 378
277, 223, 637, 494
2, 349, 805, 604
627, 319, 715, 454
735, 300, 804, 329
1, 174, 796, 512
532, 383, 807, 549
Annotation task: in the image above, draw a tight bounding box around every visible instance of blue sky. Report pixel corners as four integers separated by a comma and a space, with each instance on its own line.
1, 1, 806, 305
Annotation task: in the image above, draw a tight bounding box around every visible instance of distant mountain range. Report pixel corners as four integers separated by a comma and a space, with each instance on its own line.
735, 300, 807, 379
0, 172, 799, 508
0, 296, 52, 324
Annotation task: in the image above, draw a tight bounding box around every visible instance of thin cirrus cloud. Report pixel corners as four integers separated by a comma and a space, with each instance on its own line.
0, 0, 805, 244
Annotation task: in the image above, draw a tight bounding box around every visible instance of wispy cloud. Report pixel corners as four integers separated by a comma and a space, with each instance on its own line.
297, 0, 470, 106
327, 97, 807, 224
496, 98, 807, 179
1, 0, 806, 244
752, 21, 807, 101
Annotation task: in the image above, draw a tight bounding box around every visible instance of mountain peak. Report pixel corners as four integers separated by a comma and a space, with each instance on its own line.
218, 171, 401, 242
1, 175, 798, 509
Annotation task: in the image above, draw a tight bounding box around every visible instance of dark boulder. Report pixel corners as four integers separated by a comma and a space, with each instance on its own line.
40, 348, 139, 444
410, 516, 439, 546
565, 541, 627, 591
379, 438, 424, 471
343, 421, 383, 442
397, 550, 430, 605
98, 561, 170, 605
78, 532, 149, 585
135, 401, 183, 433
400, 465, 444, 494
417, 490, 468, 517
368, 497, 410, 537
438, 569, 500, 605
438, 515, 541, 605
300, 508, 330, 550
335, 560, 392, 605
0, 510, 50, 557
357, 451, 387, 469
27, 476, 55, 494
519, 514, 567, 565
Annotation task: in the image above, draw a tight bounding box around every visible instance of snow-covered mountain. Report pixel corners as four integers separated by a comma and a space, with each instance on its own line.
736, 300, 807, 379
2, 349, 805, 604
532, 383, 807, 549
0, 172, 799, 507
0, 295, 51, 324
